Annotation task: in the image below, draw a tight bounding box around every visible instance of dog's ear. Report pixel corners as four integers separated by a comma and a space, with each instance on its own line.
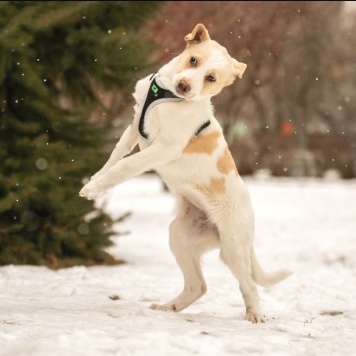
185, 23, 211, 47
226, 60, 247, 86
234, 60, 247, 79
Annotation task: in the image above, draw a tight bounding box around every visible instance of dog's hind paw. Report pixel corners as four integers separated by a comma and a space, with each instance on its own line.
244, 312, 267, 323
149, 303, 177, 312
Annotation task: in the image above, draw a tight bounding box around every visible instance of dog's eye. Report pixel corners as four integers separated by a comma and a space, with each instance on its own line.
190, 57, 198, 66
206, 75, 216, 82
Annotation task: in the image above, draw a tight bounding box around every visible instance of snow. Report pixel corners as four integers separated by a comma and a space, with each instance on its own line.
1, 174, 356, 356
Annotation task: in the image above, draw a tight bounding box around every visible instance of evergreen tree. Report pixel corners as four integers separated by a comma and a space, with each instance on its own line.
0, 1, 162, 268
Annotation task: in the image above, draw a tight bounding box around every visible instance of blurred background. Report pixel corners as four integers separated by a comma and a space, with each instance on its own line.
0, 1, 355, 267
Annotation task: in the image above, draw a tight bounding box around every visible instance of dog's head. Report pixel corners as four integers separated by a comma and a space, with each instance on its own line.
173, 24, 247, 100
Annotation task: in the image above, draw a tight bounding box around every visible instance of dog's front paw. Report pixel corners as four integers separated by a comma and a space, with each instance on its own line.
79, 180, 106, 200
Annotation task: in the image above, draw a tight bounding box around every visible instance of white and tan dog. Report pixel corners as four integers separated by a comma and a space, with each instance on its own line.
79, 24, 291, 323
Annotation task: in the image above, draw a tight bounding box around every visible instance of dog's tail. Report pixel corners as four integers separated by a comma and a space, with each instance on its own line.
251, 248, 293, 287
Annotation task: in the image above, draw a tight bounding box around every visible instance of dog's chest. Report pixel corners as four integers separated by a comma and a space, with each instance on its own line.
137, 99, 214, 148
157, 127, 238, 188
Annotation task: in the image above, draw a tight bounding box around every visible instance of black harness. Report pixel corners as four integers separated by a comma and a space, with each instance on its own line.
138, 74, 211, 140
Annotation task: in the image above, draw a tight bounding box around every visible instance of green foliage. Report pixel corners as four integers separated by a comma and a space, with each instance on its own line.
0, 1, 162, 268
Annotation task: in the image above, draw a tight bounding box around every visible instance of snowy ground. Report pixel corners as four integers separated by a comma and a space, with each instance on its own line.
1, 174, 356, 356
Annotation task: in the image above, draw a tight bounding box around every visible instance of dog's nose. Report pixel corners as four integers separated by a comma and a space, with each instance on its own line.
177, 79, 191, 94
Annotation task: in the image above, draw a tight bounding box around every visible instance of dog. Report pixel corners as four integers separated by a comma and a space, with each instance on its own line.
79, 23, 292, 323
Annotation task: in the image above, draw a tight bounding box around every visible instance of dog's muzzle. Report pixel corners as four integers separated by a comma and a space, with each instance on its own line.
176, 79, 191, 95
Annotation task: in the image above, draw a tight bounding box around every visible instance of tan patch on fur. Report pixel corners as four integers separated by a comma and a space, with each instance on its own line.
184, 131, 221, 154
217, 147, 238, 175
197, 177, 226, 196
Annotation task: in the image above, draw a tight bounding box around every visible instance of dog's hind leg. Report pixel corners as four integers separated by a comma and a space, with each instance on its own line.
150, 198, 219, 312
218, 220, 266, 323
